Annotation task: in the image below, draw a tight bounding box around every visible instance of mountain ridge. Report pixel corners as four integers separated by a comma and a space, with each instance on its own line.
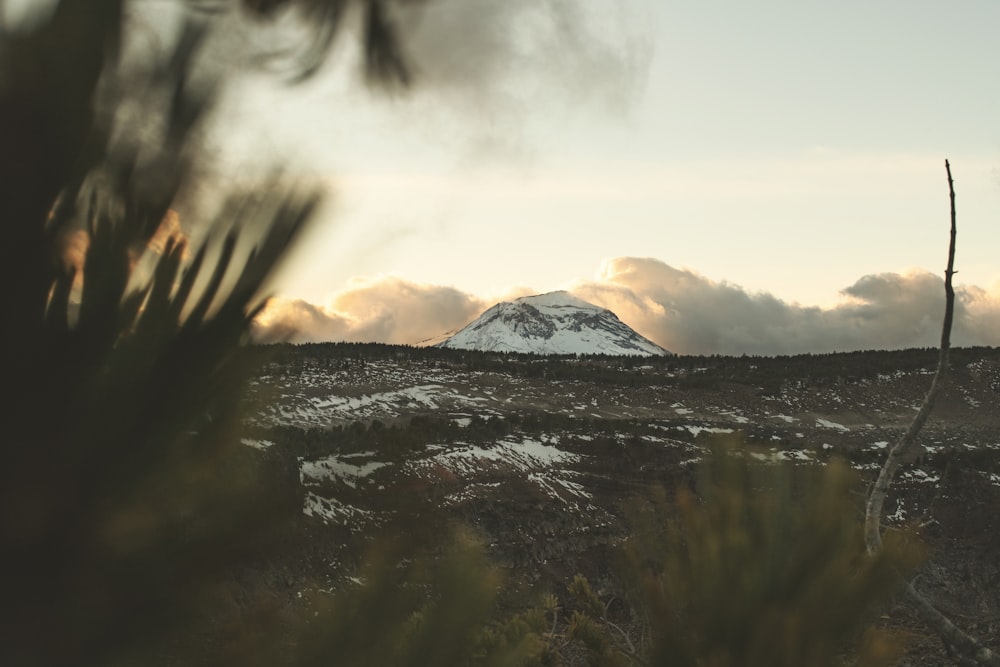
436, 291, 670, 356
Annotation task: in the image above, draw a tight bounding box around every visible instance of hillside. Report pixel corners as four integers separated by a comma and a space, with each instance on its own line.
244, 344, 1000, 664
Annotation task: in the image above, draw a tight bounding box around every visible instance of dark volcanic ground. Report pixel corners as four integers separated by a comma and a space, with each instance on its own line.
244, 344, 1000, 664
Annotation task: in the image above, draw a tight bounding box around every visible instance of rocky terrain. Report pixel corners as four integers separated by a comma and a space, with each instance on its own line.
244, 344, 1000, 664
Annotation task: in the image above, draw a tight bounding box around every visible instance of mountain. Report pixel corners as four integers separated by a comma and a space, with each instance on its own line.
436, 291, 670, 356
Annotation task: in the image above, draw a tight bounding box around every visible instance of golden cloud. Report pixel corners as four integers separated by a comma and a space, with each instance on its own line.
253, 276, 490, 345
253, 258, 1000, 355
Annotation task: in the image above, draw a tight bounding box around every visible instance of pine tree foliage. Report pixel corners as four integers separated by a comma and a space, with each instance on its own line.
615, 449, 922, 667
0, 1, 404, 663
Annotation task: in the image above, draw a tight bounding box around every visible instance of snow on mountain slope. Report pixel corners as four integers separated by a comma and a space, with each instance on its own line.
437, 291, 670, 356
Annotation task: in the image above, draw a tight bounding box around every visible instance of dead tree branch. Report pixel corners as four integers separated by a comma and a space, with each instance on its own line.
864, 160, 999, 666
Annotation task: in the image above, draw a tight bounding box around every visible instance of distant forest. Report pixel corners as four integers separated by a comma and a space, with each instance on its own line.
258, 341, 1000, 393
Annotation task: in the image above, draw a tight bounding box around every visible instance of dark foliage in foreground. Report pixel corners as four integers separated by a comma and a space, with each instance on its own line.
0, 1, 406, 662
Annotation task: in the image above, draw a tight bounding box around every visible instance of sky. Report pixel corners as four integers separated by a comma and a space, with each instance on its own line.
210, 1, 1000, 354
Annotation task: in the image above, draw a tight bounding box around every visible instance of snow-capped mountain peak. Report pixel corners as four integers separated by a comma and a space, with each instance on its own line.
437, 291, 670, 356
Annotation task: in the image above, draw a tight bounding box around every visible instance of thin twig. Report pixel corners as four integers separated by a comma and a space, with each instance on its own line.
602, 618, 639, 659
864, 160, 999, 666
864, 160, 955, 554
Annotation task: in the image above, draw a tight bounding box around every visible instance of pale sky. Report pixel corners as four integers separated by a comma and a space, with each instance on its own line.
208, 0, 1000, 352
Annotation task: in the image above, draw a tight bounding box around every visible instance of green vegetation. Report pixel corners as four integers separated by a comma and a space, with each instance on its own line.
262, 340, 1000, 394
613, 452, 921, 666
0, 1, 411, 663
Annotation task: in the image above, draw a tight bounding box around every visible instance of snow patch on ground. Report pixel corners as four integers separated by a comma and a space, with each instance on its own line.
816, 418, 850, 432
887, 503, 906, 523
778, 449, 813, 461
241, 438, 274, 450
260, 382, 492, 428
303, 492, 372, 528
718, 411, 750, 424
445, 481, 503, 505
311, 384, 448, 412
433, 437, 579, 476
300, 456, 388, 488
749, 449, 814, 463
900, 469, 941, 484
677, 425, 735, 438
529, 471, 592, 502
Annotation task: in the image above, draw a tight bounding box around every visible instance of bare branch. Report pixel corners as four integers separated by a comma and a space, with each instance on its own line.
864, 159, 955, 555
864, 160, 999, 666
602, 618, 644, 664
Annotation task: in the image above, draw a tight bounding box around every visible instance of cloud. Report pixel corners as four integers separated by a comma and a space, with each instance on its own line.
253, 275, 489, 344
254, 258, 1000, 355
573, 257, 1000, 356
395, 0, 652, 112
377, 0, 653, 159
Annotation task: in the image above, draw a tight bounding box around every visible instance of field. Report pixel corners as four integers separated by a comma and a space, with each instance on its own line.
242, 344, 1000, 664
